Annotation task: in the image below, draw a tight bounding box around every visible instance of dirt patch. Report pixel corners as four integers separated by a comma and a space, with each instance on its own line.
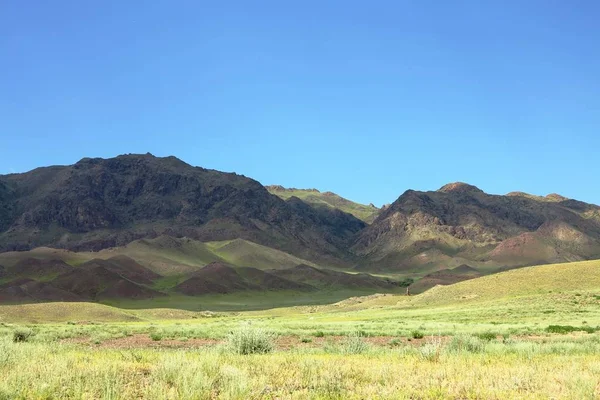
62, 334, 443, 350
63, 334, 220, 349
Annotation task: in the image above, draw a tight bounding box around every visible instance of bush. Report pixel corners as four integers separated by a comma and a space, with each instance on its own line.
300, 338, 312, 343
447, 334, 484, 353
150, 332, 163, 341
313, 331, 325, 337
418, 335, 444, 362
227, 325, 274, 355
411, 330, 424, 339
341, 331, 369, 354
545, 325, 597, 334
13, 328, 33, 343
418, 343, 440, 362
476, 332, 497, 341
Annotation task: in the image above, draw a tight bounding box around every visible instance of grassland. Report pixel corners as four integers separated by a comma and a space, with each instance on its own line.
1, 259, 600, 398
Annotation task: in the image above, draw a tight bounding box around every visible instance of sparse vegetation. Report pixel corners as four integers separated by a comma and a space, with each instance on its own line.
0, 259, 597, 397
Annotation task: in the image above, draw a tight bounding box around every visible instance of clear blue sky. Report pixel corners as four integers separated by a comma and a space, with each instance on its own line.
2, 1, 599, 206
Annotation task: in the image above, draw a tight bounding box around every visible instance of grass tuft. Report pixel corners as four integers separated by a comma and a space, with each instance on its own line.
12, 328, 33, 343
226, 325, 275, 355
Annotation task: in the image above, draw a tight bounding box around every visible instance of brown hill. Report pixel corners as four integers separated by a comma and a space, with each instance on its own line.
175, 262, 309, 295
52, 265, 163, 300
0, 280, 83, 303
353, 183, 600, 271
79, 256, 162, 285
0, 154, 365, 267
5, 258, 73, 280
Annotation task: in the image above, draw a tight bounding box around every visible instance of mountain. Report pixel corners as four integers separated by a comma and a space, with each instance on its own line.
266, 186, 380, 223
3, 155, 600, 298
352, 182, 600, 272
0, 154, 365, 266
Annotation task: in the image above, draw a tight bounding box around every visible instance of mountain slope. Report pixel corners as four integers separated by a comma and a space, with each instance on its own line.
266, 186, 380, 223
0, 154, 365, 266
353, 182, 600, 271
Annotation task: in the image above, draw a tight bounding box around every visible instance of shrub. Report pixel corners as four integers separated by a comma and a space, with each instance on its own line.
411, 330, 424, 339
418, 343, 440, 362
418, 335, 443, 362
150, 332, 163, 341
314, 331, 325, 337
226, 325, 274, 355
13, 328, 33, 343
341, 331, 369, 354
545, 325, 597, 334
300, 338, 312, 343
447, 334, 484, 353
476, 332, 497, 341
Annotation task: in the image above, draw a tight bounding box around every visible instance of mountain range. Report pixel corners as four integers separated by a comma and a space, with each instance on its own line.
1, 153, 599, 301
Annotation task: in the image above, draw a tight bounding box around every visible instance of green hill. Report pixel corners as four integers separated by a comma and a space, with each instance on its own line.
409, 259, 600, 307
266, 185, 380, 223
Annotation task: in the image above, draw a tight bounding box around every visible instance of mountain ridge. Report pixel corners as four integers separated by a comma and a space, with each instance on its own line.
2, 155, 600, 277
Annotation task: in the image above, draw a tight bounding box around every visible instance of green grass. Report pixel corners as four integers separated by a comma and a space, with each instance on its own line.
0, 259, 599, 398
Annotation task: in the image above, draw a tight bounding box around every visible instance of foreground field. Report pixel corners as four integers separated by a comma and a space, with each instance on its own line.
1, 334, 600, 399
0, 259, 599, 399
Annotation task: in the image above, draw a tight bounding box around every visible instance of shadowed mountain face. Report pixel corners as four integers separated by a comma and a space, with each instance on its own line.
2, 156, 600, 281
0, 154, 365, 265
0, 255, 164, 302
352, 183, 600, 271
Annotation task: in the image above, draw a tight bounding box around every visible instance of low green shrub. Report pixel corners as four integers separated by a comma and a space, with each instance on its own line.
341, 331, 369, 355
150, 332, 163, 341
447, 334, 485, 353
411, 330, 424, 339
476, 332, 497, 341
545, 325, 597, 334
227, 325, 274, 355
313, 331, 325, 337
13, 328, 33, 343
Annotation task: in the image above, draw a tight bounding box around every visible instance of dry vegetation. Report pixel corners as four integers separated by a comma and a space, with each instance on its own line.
0, 259, 599, 399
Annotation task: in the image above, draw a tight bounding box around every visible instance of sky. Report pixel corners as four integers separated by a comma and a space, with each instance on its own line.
1, 1, 599, 206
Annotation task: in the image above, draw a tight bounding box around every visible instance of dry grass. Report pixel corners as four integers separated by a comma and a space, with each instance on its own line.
1, 336, 599, 399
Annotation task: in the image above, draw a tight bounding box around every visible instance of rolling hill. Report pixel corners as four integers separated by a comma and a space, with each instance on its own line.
407, 259, 600, 307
